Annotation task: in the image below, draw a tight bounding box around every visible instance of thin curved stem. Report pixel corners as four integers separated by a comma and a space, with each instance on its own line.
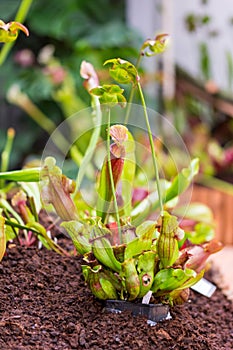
137, 82, 164, 216
124, 54, 143, 124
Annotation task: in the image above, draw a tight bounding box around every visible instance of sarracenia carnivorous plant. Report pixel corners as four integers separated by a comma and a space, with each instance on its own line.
40, 35, 222, 305
0, 34, 222, 304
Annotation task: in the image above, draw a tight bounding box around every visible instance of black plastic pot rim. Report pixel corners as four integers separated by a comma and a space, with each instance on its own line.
104, 299, 171, 326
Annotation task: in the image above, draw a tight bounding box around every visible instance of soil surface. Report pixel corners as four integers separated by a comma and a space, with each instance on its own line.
0, 244, 232, 350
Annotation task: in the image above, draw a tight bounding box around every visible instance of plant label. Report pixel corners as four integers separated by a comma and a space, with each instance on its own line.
142, 291, 153, 304
191, 278, 216, 297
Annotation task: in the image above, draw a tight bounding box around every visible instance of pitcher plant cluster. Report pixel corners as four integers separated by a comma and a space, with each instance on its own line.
0, 28, 223, 306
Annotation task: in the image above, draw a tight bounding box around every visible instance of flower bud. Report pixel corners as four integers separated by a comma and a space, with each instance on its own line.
80, 61, 99, 91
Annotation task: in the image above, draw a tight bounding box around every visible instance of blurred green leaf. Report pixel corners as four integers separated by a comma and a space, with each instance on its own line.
199, 42, 211, 81
0, 1, 20, 20
77, 21, 141, 49
131, 159, 199, 226
188, 222, 215, 245
0, 168, 40, 182
5, 223, 18, 242
152, 268, 196, 294
173, 203, 213, 224
165, 158, 199, 202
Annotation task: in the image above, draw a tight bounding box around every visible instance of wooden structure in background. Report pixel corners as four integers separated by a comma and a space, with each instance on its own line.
176, 68, 233, 118
176, 68, 233, 245
192, 185, 233, 245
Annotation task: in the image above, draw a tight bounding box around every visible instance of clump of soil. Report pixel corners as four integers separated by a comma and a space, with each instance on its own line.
0, 244, 232, 350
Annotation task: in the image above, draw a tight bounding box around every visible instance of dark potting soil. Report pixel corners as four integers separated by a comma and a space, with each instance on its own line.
0, 245, 232, 350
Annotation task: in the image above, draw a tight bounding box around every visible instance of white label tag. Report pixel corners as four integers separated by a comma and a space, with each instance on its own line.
142, 291, 152, 304
191, 278, 216, 297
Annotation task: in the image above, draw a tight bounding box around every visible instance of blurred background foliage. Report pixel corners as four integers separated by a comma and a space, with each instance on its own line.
0, 0, 142, 168
0, 0, 233, 185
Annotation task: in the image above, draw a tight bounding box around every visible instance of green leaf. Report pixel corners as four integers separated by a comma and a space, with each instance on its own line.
5, 219, 18, 241
92, 237, 122, 272
83, 265, 110, 300
61, 221, 91, 255
104, 58, 139, 85
165, 158, 199, 203
176, 269, 204, 290
90, 87, 105, 96
152, 268, 196, 294
121, 258, 140, 300
199, 42, 211, 81
187, 223, 215, 245
0, 168, 40, 182
136, 220, 158, 239
90, 84, 126, 107
173, 203, 213, 225
137, 251, 157, 298
141, 33, 170, 56
124, 223, 155, 260
99, 277, 118, 299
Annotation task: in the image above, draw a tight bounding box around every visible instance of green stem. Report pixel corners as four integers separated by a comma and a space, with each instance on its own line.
0, 128, 15, 187
0, 0, 33, 66
4, 219, 38, 233
29, 196, 38, 222
3, 210, 20, 243
4, 219, 69, 256
1, 197, 28, 240
107, 109, 122, 239
1, 128, 15, 172
124, 54, 143, 124
15, 0, 34, 22
0, 198, 25, 226
137, 82, 164, 216
124, 86, 135, 125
